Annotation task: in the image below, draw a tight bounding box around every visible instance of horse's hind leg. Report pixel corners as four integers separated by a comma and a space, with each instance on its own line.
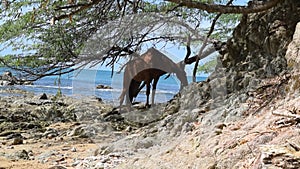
151, 77, 159, 106
145, 83, 151, 108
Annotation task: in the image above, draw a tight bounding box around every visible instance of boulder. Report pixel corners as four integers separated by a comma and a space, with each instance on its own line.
96, 84, 113, 89
0, 80, 13, 86
285, 22, 300, 93
0, 71, 18, 86
0, 71, 33, 86
215, 0, 300, 93
39, 93, 48, 100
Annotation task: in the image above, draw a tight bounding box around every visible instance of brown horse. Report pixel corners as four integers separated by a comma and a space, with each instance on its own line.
119, 47, 188, 107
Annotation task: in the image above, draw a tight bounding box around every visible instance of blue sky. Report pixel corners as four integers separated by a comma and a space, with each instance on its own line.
1, 0, 248, 76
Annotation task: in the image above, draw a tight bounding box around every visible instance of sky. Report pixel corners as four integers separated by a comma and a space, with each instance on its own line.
0, 0, 248, 77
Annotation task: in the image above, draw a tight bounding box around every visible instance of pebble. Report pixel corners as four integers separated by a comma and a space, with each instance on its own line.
229, 124, 241, 131
215, 123, 227, 130
7, 146, 14, 149
72, 160, 80, 167
61, 147, 70, 151
214, 129, 222, 135
71, 147, 77, 152
125, 126, 132, 132
28, 150, 34, 156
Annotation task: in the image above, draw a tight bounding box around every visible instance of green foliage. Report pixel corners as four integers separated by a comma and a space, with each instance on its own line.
211, 14, 242, 40
198, 57, 217, 73
0, 0, 245, 80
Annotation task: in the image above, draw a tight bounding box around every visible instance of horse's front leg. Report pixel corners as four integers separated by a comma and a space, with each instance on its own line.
119, 89, 126, 107
119, 89, 132, 111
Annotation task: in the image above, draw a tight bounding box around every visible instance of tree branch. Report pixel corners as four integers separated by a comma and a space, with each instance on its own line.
165, 0, 281, 14
51, 0, 103, 24
55, 3, 90, 10
191, 0, 234, 82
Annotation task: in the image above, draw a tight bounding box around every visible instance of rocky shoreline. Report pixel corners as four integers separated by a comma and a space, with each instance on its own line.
0, 88, 185, 168
1, 72, 300, 169
0, 88, 126, 168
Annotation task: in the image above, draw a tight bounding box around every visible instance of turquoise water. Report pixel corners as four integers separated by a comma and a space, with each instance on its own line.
0, 68, 207, 104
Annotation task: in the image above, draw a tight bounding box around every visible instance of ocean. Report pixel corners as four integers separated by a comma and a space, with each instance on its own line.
0, 68, 206, 105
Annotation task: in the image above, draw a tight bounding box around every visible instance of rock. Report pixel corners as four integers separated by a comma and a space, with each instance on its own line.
0, 80, 13, 86
71, 147, 76, 152
286, 22, 300, 69
43, 128, 59, 139
37, 150, 58, 162
95, 97, 103, 102
74, 153, 126, 169
10, 149, 29, 160
215, 123, 227, 130
170, 110, 199, 136
0, 71, 18, 85
68, 124, 99, 138
96, 84, 113, 89
286, 22, 300, 93
125, 126, 132, 132
217, 0, 300, 94
260, 144, 300, 168
209, 76, 227, 99
40, 93, 48, 100
214, 129, 222, 135
28, 150, 34, 157
3, 71, 12, 77
0, 71, 32, 85
72, 161, 80, 167
135, 137, 156, 149
11, 137, 23, 145
95, 162, 105, 169
191, 108, 206, 114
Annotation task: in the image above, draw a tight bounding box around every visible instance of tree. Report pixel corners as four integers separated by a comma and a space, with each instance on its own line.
0, 0, 282, 81
198, 56, 218, 74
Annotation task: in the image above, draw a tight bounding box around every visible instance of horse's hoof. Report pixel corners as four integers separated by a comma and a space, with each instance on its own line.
123, 106, 134, 112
